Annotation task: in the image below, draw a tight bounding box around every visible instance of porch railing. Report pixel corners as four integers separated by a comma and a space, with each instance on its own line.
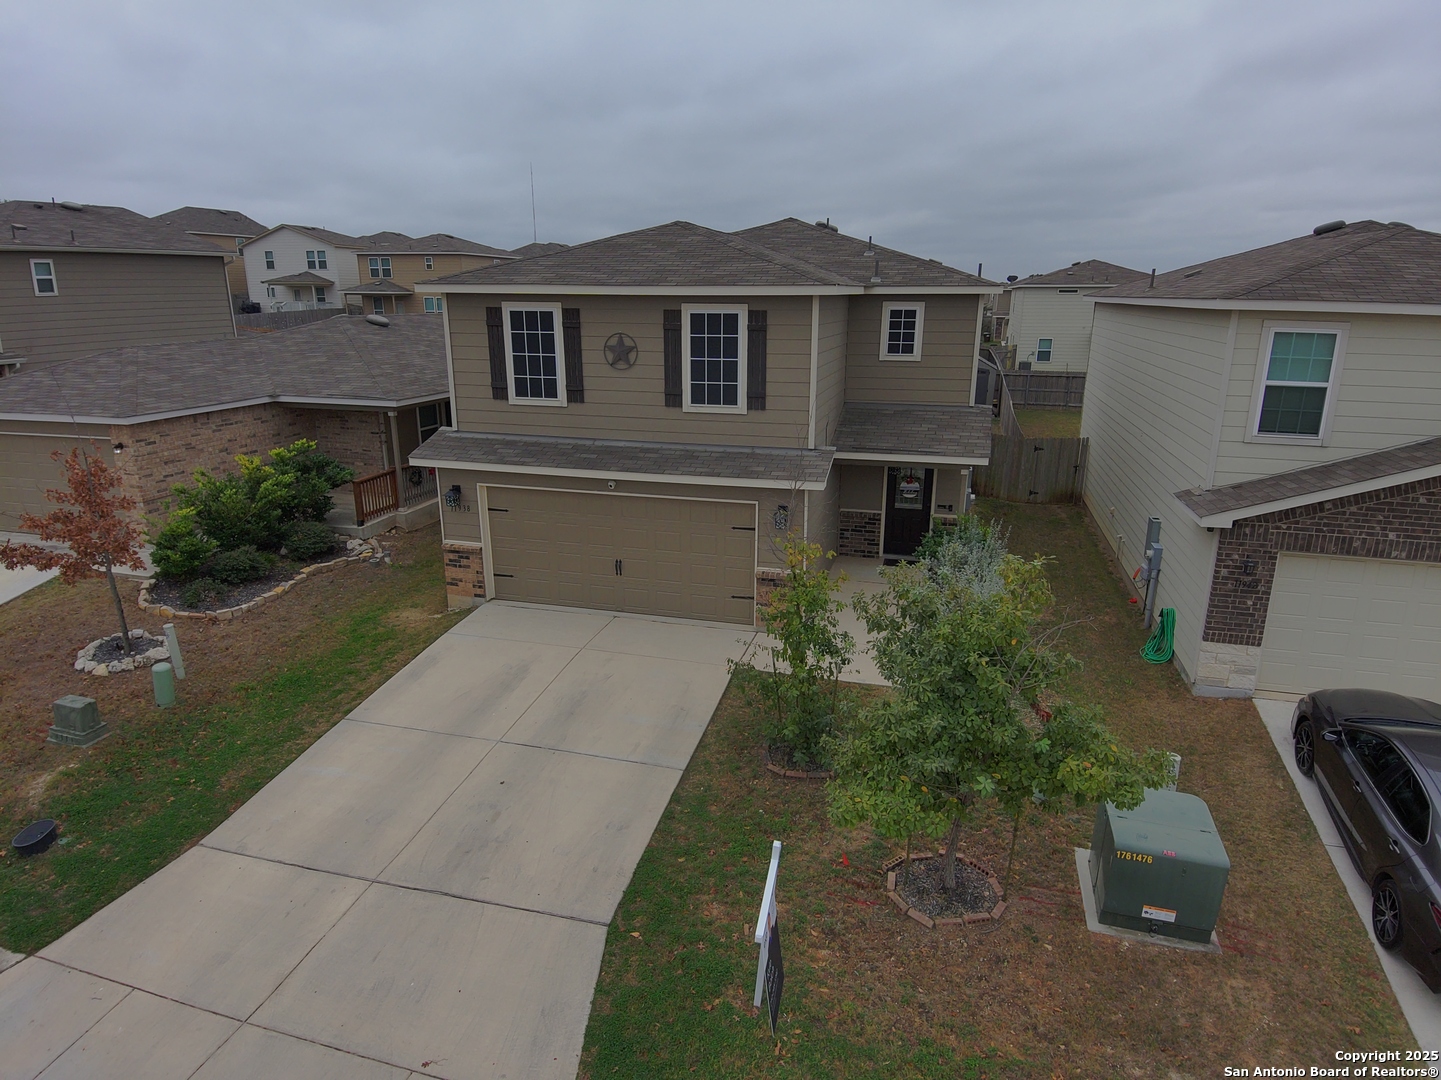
350, 466, 438, 525
397, 465, 438, 508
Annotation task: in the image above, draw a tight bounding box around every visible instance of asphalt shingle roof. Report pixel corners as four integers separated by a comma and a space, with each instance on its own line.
833, 403, 993, 461
1010, 259, 1149, 288
0, 314, 447, 422
263, 270, 334, 285
412, 428, 834, 485
735, 218, 994, 288
510, 241, 569, 258
342, 279, 414, 295
1106, 221, 1441, 305
256, 224, 368, 249
1174, 436, 1441, 522
1, 200, 226, 255
153, 206, 267, 237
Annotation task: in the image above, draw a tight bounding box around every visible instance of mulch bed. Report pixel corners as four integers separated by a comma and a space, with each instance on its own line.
760, 743, 833, 779
894, 854, 999, 920
86, 633, 164, 666
147, 563, 304, 612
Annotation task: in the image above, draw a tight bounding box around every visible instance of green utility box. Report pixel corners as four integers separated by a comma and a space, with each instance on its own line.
1090, 788, 1229, 944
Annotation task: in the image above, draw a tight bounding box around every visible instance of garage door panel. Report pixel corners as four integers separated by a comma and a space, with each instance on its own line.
0, 434, 110, 532
1259, 555, 1441, 699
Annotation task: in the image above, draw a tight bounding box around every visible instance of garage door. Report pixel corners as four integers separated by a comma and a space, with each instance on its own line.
1258, 554, 1441, 699
485, 487, 758, 625
0, 433, 110, 532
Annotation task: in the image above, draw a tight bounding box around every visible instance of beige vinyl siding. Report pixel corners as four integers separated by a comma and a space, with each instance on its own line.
1006, 287, 1110, 372
0, 425, 113, 531
845, 294, 978, 404
188, 232, 252, 299
1212, 311, 1441, 486
813, 295, 848, 446
838, 463, 884, 511
357, 253, 498, 312
934, 467, 968, 515
1080, 303, 1232, 680
437, 466, 797, 570
449, 294, 813, 447
0, 252, 233, 368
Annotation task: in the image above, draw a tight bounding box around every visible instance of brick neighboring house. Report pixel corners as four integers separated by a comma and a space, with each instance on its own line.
1081, 219, 1441, 699
411, 217, 995, 621
344, 233, 517, 316
0, 314, 450, 532
152, 206, 268, 307
0, 200, 235, 374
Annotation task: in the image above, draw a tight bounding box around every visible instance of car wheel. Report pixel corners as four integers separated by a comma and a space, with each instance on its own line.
1294, 718, 1316, 778
1373, 878, 1403, 950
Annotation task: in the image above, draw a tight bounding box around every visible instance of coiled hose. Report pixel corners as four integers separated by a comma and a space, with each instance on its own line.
1141, 607, 1175, 664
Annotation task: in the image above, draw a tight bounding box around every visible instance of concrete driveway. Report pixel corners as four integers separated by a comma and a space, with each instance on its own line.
0, 602, 755, 1080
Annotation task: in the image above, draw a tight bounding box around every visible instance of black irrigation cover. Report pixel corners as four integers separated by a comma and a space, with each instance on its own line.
12, 819, 57, 857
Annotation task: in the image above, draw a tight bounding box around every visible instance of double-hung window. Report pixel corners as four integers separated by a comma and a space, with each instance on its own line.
314, 286, 327, 305
424, 296, 443, 313
1036, 338, 1053, 363
30, 259, 57, 295
504, 304, 565, 405
424, 256, 434, 270
417, 400, 452, 441
372, 298, 385, 314
264, 250, 275, 270
880, 302, 924, 359
235, 237, 245, 253
1252, 325, 1346, 440
307, 249, 328, 270
369, 256, 392, 279
683, 307, 745, 412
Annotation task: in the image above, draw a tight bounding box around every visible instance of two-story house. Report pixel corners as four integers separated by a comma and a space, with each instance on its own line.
343, 233, 517, 316
0, 200, 234, 374
1081, 220, 1441, 700
410, 218, 994, 625
1005, 259, 1149, 371
153, 206, 268, 305
242, 225, 366, 310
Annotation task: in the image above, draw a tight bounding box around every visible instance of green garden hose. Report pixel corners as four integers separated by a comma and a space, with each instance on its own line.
1141, 607, 1176, 664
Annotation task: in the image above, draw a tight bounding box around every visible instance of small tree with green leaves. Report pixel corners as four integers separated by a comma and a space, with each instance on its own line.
828, 521, 1171, 891
745, 536, 854, 771
1, 446, 147, 656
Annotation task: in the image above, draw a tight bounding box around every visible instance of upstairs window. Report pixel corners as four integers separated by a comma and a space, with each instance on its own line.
881, 302, 924, 359
505, 305, 565, 404
418, 400, 452, 441
424, 296, 444, 313
30, 259, 57, 295
424, 256, 434, 270
307, 249, 327, 270
1255, 328, 1342, 438
235, 237, 244, 252
1035, 338, 1053, 363
369, 256, 392, 279
685, 308, 745, 411
264, 250, 275, 270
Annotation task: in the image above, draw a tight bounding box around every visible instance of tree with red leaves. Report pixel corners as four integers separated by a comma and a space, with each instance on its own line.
1, 445, 148, 657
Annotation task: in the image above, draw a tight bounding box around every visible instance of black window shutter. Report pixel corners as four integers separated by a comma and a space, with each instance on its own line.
747, 310, 767, 411
562, 307, 584, 403
485, 306, 508, 401
663, 309, 682, 407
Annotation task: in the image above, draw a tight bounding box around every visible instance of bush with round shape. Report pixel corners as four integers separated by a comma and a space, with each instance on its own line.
150, 507, 218, 581
284, 520, 337, 562
181, 577, 225, 610
205, 545, 274, 586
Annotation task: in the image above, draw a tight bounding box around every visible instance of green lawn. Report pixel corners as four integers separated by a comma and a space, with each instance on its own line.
1012, 409, 1082, 439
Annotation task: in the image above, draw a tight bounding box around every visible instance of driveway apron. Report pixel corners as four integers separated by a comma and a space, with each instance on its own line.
0, 602, 755, 1080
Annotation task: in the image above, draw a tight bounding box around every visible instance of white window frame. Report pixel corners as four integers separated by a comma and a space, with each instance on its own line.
235, 237, 245, 252
1035, 337, 1053, 363
369, 256, 392, 279
1245, 322, 1350, 445
29, 259, 57, 296
424, 296, 443, 313
424, 256, 434, 270
292, 288, 303, 302
501, 302, 568, 408
372, 297, 385, 314
314, 286, 327, 305
879, 301, 925, 361
264, 250, 275, 269
307, 249, 328, 270
681, 304, 748, 415
266, 286, 276, 298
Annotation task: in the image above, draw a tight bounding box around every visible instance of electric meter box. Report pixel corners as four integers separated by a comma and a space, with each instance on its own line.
1089, 788, 1230, 944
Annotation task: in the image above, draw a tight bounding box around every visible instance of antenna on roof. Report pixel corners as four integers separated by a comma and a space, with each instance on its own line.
529, 163, 538, 245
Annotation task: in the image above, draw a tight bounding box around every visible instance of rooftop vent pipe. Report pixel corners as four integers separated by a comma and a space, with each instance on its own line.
1313, 219, 1346, 235
59, 201, 84, 212
365, 314, 390, 327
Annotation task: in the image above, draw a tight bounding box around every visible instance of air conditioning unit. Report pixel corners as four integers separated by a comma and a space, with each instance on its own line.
1018, 361, 1032, 371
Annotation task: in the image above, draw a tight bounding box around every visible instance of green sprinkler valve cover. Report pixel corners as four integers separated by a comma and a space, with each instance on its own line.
1090, 788, 1230, 944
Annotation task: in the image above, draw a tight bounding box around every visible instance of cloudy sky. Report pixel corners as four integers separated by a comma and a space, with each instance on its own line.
6, 0, 1438, 279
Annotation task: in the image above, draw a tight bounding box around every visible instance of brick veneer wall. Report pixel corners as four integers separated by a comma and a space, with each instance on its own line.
754, 568, 785, 628
1201, 476, 1441, 648
838, 510, 881, 558
306, 409, 387, 475
444, 542, 486, 608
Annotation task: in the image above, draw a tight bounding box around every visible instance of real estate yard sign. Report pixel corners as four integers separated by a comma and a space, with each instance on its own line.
752, 840, 784, 1036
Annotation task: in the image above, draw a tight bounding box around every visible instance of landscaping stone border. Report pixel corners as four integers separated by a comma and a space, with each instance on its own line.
760, 745, 834, 780
881, 849, 1007, 929
137, 538, 380, 622
75, 630, 169, 677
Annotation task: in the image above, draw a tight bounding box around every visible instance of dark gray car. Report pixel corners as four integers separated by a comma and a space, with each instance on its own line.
1293, 688, 1441, 992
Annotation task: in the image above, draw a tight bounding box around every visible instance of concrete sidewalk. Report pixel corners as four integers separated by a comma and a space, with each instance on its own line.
0, 602, 755, 1079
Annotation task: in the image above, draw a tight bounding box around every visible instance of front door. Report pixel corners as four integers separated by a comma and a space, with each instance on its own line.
882, 467, 934, 558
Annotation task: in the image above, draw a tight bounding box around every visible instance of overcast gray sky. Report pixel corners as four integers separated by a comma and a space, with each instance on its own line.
6, 0, 1439, 279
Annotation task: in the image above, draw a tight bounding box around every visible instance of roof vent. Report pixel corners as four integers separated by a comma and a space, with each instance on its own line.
365, 314, 390, 327
1313, 219, 1346, 235
815, 218, 839, 233
870, 258, 882, 283
1388, 221, 1412, 228
863, 235, 874, 256
1071, 260, 1082, 266
59, 201, 84, 212
1183, 268, 1203, 278
1006, 274, 1018, 283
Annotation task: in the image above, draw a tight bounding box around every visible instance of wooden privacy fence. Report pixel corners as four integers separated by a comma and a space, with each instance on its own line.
236, 308, 344, 333
972, 436, 1089, 503
1003, 371, 1086, 408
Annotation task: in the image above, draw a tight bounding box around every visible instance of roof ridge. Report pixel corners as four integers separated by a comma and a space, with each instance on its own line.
681, 222, 860, 286
738, 218, 987, 283
1230, 221, 1406, 300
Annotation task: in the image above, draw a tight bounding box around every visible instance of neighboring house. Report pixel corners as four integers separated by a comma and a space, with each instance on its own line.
241, 225, 366, 310
0, 200, 234, 373
344, 232, 516, 316
509, 241, 569, 258
1006, 259, 1149, 371
0, 314, 449, 532
152, 206, 268, 304
410, 217, 994, 624
1081, 219, 1441, 700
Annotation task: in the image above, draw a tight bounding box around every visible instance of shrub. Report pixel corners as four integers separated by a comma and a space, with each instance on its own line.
284, 520, 337, 562
181, 577, 225, 610
150, 507, 217, 581
205, 545, 274, 585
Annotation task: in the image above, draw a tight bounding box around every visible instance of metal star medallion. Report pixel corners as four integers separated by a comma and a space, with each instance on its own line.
604, 332, 638, 369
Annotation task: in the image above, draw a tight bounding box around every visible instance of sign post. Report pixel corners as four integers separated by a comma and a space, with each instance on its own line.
752, 840, 784, 1035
